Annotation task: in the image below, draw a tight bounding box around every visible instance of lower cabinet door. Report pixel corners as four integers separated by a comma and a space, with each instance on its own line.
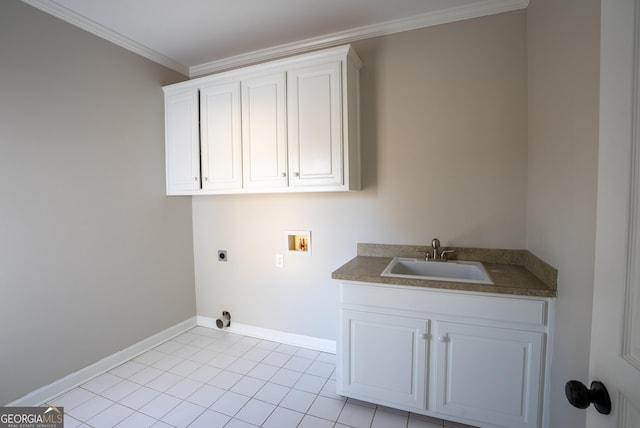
434, 321, 544, 428
338, 310, 429, 410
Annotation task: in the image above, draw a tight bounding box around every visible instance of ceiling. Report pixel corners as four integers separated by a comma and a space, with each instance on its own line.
22, 0, 528, 77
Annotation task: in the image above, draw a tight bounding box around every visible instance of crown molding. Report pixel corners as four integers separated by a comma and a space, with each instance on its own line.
20, 0, 527, 79
190, 0, 529, 77
21, 0, 190, 76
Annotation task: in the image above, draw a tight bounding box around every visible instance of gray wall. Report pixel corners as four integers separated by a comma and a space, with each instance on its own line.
193, 11, 528, 341
0, 1, 196, 405
526, 0, 600, 427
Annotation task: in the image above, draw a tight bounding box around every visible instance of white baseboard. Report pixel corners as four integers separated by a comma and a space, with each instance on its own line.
8, 317, 197, 407
196, 316, 336, 354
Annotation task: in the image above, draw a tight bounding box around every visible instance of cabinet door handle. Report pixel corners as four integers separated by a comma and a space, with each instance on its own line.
194, 177, 198, 181
439, 335, 449, 343
204, 177, 208, 181
421, 333, 429, 340
281, 172, 287, 177
294, 172, 300, 177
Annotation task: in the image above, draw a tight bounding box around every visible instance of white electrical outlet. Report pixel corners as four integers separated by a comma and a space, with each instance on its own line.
275, 254, 284, 268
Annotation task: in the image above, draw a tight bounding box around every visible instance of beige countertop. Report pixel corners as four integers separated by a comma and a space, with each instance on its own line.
331, 244, 558, 298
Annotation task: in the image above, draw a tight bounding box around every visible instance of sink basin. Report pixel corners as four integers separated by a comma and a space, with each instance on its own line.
381, 257, 493, 284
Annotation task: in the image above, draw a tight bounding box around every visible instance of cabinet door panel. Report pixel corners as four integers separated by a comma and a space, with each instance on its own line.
288, 61, 343, 188
339, 310, 428, 409
435, 322, 543, 428
165, 90, 200, 194
200, 81, 242, 191
242, 72, 287, 189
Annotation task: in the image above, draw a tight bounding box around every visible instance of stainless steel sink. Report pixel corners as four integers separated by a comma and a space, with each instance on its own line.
381, 257, 493, 284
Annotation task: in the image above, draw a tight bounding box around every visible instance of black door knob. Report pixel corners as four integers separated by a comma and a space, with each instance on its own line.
565, 380, 612, 415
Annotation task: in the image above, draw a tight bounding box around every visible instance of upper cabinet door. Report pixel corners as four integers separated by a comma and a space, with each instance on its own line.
287, 60, 343, 188
241, 72, 288, 190
200, 81, 242, 191
164, 89, 200, 195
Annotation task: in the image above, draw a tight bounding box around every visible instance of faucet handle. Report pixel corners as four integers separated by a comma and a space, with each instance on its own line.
441, 249, 455, 261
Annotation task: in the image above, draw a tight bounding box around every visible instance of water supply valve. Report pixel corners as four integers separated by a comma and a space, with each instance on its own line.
216, 311, 231, 329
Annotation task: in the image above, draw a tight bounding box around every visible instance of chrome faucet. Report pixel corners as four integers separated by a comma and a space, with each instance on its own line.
425, 238, 455, 261
424, 238, 440, 260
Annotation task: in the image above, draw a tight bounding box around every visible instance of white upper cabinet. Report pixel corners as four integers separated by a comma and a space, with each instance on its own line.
242, 72, 288, 190
162, 45, 361, 195
200, 80, 242, 192
287, 60, 343, 189
164, 89, 200, 194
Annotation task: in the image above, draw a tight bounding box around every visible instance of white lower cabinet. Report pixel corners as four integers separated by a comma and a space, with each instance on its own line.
340, 310, 428, 409
434, 322, 544, 428
337, 282, 553, 428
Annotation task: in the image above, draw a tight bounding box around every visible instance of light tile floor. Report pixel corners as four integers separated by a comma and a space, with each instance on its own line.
48, 326, 477, 428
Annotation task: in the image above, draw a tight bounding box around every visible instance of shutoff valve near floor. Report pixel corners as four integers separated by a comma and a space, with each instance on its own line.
216, 311, 231, 329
